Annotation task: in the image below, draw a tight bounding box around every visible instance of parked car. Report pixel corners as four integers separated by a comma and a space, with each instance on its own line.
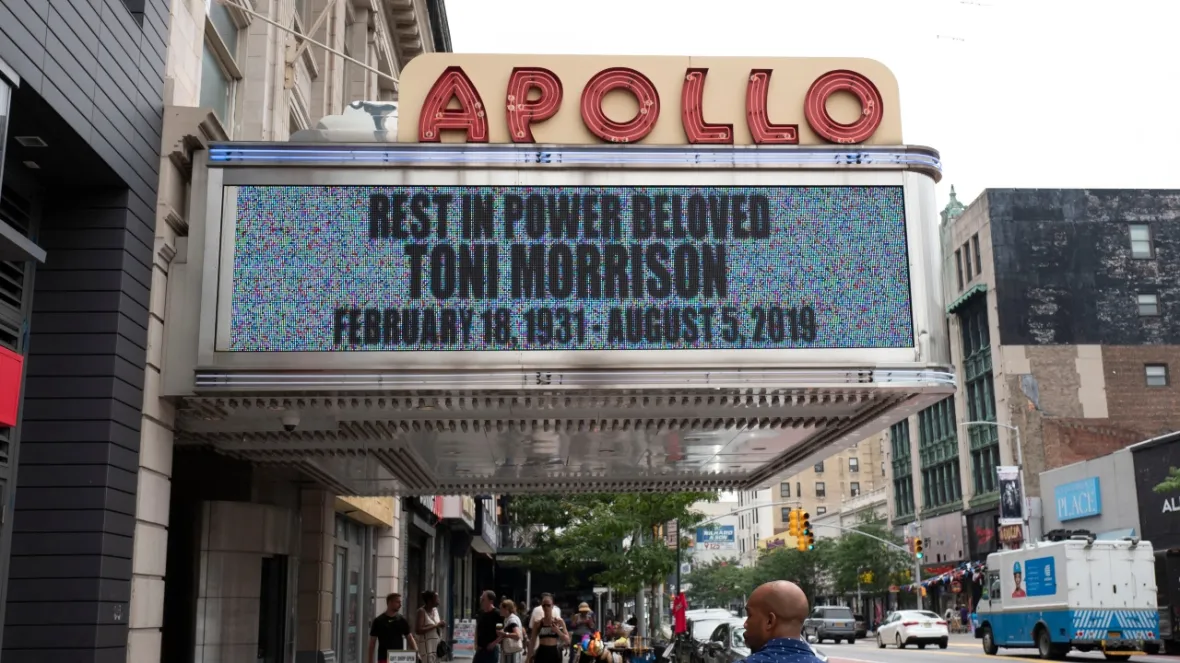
875, 610, 949, 649
853, 614, 868, 639
700, 624, 827, 663
803, 605, 857, 644
688, 617, 745, 663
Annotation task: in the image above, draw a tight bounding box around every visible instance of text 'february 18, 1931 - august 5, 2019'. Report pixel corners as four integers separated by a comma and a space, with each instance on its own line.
227, 185, 915, 353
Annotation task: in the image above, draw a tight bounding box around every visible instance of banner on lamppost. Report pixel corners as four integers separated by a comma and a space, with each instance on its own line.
998, 466, 1025, 526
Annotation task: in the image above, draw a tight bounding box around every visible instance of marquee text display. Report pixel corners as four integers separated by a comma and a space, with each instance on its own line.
228, 185, 913, 352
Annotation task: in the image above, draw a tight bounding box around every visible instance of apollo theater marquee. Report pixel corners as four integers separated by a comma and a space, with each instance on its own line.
162, 54, 953, 495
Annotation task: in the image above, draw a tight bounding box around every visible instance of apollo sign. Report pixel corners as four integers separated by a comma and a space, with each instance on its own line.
395, 54, 904, 147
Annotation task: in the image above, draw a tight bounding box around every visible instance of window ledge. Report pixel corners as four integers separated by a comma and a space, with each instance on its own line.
919, 501, 963, 519
970, 492, 1000, 509
892, 514, 917, 526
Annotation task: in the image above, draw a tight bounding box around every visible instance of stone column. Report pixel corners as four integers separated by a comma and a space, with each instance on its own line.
376, 507, 402, 600
297, 489, 337, 655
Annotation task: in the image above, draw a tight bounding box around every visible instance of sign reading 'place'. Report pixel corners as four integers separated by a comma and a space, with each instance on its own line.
226, 185, 914, 353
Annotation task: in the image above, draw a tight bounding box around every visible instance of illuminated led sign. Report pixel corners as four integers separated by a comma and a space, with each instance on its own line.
226, 185, 913, 352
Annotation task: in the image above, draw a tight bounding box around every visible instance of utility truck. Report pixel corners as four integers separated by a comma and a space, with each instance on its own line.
974, 538, 1161, 660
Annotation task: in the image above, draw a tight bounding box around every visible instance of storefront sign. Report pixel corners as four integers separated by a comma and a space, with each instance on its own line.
998, 524, 1023, 548
441, 496, 477, 529
1133, 439, 1180, 549
998, 466, 1025, 526
696, 525, 736, 550
224, 185, 913, 353
453, 619, 476, 657
1055, 477, 1102, 521
397, 54, 903, 146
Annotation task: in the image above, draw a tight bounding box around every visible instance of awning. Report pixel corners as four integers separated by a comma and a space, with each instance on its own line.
947, 283, 987, 314
0, 218, 44, 263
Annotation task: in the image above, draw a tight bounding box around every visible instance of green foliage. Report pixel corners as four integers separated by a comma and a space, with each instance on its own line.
681, 515, 912, 606
1154, 467, 1180, 495
682, 558, 748, 608
751, 539, 836, 601
822, 516, 912, 595
509, 492, 716, 595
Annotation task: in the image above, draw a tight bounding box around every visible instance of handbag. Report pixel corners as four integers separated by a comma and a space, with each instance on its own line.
437, 640, 452, 659
502, 615, 524, 654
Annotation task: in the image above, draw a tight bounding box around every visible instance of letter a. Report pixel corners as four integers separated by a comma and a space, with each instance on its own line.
418, 66, 489, 143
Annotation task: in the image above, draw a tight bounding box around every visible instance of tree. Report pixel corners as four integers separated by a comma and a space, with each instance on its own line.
1155, 467, 1180, 495
683, 558, 752, 608
751, 540, 836, 601
825, 516, 912, 596
508, 492, 716, 595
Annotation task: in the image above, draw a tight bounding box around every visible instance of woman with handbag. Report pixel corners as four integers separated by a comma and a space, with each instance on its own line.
500, 599, 525, 663
417, 591, 446, 663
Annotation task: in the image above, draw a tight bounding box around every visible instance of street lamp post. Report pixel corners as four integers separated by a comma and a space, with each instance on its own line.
959, 420, 1028, 544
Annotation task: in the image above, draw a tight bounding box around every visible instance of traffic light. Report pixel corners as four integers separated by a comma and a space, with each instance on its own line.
801, 512, 815, 551
787, 508, 801, 537
914, 537, 925, 560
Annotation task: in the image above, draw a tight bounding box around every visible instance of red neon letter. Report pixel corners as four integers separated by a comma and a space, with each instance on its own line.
580, 67, 660, 143
418, 66, 488, 143
745, 70, 798, 144
804, 70, 884, 144
681, 68, 733, 144
506, 67, 563, 143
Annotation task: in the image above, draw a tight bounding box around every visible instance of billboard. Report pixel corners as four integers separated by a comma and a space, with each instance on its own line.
696, 525, 736, 550
224, 185, 912, 353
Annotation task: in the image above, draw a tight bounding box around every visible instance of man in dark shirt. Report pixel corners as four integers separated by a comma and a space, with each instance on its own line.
369, 593, 417, 663
475, 590, 502, 663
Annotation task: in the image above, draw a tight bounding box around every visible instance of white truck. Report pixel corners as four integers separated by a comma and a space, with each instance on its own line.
974, 538, 1161, 660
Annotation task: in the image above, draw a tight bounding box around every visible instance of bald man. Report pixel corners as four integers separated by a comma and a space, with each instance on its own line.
742, 581, 823, 663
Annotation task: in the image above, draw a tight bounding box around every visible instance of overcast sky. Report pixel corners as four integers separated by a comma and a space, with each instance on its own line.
444, 0, 1179, 211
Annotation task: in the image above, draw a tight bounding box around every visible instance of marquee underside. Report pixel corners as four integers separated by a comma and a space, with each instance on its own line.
174, 368, 953, 495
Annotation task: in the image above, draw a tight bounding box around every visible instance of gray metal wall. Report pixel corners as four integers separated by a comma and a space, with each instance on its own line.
0, 0, 166, 660
1039, 448, 1140, 535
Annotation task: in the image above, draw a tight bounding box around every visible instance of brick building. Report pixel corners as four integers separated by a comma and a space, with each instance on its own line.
770, 436, 888, 539
885, 187, 1180, 569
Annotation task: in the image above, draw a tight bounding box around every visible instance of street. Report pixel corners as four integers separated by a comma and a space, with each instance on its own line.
824, 635, 1177, 663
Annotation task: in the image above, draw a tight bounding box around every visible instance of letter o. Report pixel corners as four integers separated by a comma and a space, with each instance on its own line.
580, 67, 661, 143
803, 70, 885, 144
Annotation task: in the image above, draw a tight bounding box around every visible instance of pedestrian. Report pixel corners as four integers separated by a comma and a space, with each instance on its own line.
741, 581, 824, 663
528, 594, 570, 663
476, 590, 502, 663
500, 599, 525, 663
369, 593, 418, 663
416, 591, 446, 663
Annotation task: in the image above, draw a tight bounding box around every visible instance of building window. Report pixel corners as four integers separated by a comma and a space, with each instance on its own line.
815, 482, 826, 498
780, 507, 791, 522
202, 0, 244, 131
816, 506, 827, 515
919, 397, 962, 509
881, 461, 886, 477
955, 249, 964, 290
780, 482, 791, 498
960, 295, 1000, 496
1138, 293, 1160, 316
796, 482, 801, 498
890, 420, 915, 517
1130, 224, 1154, 259
814, 461, 824, 473
972, 234, 982, 274
850, 482, 861, 497
849, 457, 859, 473
1147, 364, 1169, 387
